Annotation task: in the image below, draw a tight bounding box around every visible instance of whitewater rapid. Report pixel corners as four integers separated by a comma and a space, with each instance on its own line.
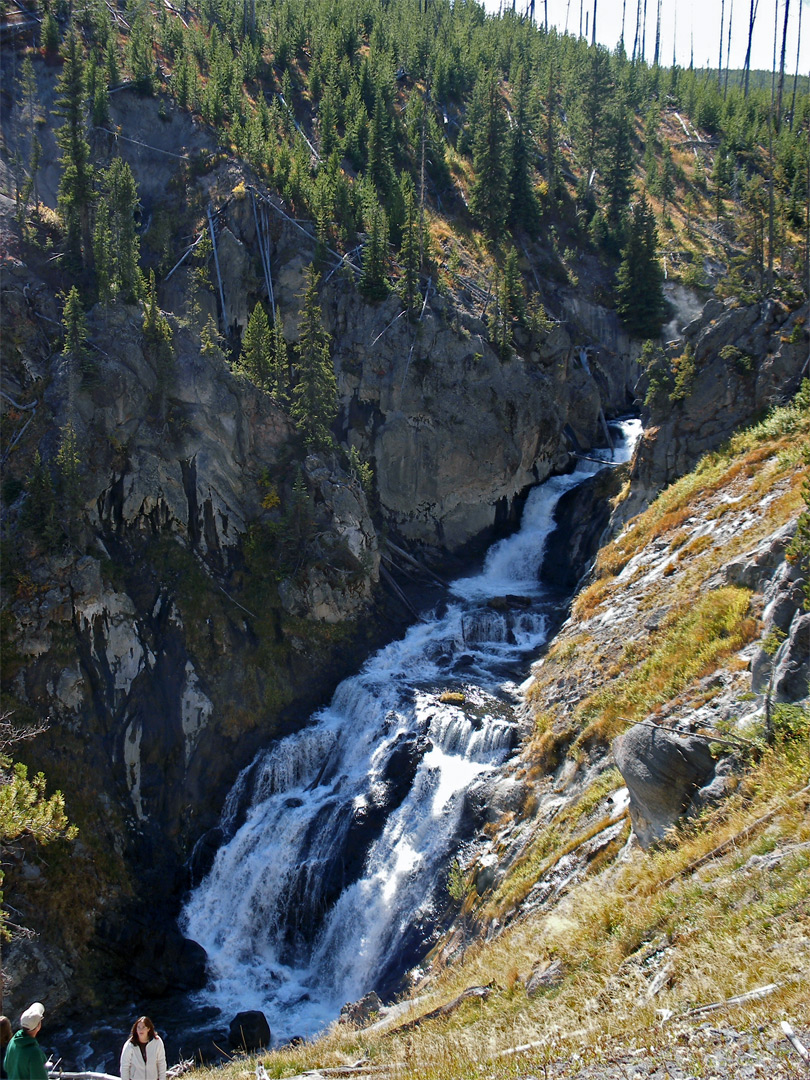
181, 421, 641, 1043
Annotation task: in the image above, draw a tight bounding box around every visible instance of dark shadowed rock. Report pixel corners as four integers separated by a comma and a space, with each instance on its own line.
229, 1010, 271, 1050
97, 909, 208, 995
613, 725, 717, 849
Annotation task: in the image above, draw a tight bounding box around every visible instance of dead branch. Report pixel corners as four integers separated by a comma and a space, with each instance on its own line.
780, 1021, 810, 1065
384, 539, 447, 586
659, 784, 810, 889
386, 985, 493, 1035
677, 982, 781, 1019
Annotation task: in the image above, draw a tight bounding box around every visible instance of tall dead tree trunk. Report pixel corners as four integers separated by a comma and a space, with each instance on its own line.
718, 0, 726, 87
621, 0, 627, 50
632, 0, 641, 61
724, 0, 734, 96
591, 0, 597, 45
642, 0, 648, 61
767, 0, 777, 289
743, 0, 759, 97
653, 0, 662, 66
776, 0, 790, 131
789, 0, 802, 129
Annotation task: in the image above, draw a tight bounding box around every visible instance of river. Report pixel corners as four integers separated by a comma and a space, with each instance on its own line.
176, 419, 641, 1048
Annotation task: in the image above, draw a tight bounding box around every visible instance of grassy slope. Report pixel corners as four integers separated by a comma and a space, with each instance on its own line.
177, 399, 809, 1079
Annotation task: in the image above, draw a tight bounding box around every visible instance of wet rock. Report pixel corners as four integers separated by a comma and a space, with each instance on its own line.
228, 1010, 271, 1051
339, 991, 383, 1027
542, 462, 628, 590
487, 595, 533, 611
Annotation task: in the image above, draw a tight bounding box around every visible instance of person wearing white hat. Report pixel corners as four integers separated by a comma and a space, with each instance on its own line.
4, 1003, 47, 1080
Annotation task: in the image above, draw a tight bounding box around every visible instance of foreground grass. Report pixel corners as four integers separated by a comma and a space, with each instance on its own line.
187, 730, 808, 1078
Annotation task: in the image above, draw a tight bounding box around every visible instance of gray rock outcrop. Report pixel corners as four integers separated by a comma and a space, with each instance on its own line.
613, 725, 718, 849
629, 296, 808, 510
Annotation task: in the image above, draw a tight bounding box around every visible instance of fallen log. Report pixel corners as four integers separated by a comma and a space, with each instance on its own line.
386, 984, 493, 1035
658, 783, 810, 889
677, 982, 781, 1019
780, 1021, 810, 1064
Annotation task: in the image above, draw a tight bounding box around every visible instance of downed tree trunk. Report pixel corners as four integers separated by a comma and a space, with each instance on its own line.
387, 985, 493, 1035
677, 982, 781, 1019
780, 1021, 810, 1064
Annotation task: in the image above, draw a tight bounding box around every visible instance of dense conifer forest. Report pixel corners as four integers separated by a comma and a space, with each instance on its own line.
5, 0, 810, 375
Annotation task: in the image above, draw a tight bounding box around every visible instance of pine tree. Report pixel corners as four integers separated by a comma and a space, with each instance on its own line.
21, 451, 59, 546
105, 38, 120, 89
615, 195, 665, 338
93, 198, 115, 307
572, 45, 611, 180
55, 27, 95, 272
318, 77, 340, 159
239, 302, 272, 388
598, 88, 635, 249
291, 265, 337, 450
100, 157, 141, 300
41, 9, 61, 59
366, 82, 396, 199
508, 65, 540, 235
360, 190, 390, 301
397, 172, 420, 316
56, 421, 83, 539
61, 285, 88, 370
128, 11, 155, 96
142, 272, 175, 409
469, 74, 511, 238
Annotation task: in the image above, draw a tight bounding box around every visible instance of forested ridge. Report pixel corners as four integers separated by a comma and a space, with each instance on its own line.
5, 0, 810, 359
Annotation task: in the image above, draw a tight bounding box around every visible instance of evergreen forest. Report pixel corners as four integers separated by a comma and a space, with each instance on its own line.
5, 0, 810, 396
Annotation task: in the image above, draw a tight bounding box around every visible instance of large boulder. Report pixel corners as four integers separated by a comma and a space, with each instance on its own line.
613, 724, 718, 849
771, 612, 810, 703
228, 1011, 271, 1051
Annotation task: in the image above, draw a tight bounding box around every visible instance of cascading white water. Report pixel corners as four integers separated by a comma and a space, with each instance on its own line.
181, 421, 641, 1043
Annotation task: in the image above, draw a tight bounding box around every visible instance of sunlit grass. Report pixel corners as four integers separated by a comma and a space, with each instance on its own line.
197, 730, 807, 1079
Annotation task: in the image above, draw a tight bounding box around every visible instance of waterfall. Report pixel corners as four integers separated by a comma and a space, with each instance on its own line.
180, 421, 641, 1043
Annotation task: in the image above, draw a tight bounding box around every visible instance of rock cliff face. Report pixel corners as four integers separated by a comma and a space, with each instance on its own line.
0, 128, 638, 1022
628, 296, 809, 514
189, 175, 638, 554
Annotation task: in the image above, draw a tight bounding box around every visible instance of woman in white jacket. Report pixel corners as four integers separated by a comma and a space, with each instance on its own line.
120, 1017, 167, 1080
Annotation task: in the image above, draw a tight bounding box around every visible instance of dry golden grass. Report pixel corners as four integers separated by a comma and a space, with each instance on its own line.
198, 729, 806, 1080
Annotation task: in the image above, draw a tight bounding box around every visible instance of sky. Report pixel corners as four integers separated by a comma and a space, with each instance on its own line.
482, 0, 810, 76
